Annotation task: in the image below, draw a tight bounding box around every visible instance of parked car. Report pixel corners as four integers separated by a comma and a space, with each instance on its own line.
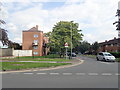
96, 52, 116, 62
68, 52, 77, 57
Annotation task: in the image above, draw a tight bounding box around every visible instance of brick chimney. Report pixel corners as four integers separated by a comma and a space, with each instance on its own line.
114, 37, 116, 39
36, 25, 38, 30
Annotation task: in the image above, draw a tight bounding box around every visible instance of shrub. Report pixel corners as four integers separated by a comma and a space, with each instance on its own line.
109, 52, 120, 58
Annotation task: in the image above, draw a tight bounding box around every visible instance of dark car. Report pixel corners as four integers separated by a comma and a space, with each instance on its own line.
68, 52, 76, 57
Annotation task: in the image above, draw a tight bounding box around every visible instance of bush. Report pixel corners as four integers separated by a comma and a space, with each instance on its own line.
109, 52, 120, 58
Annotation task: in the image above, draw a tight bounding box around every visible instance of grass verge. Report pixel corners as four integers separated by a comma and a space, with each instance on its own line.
17, 54, 60, 59
2, 58, 70, 62
81, 55, 96, 58
115, 58, 120, 62
0, 62, 71, 71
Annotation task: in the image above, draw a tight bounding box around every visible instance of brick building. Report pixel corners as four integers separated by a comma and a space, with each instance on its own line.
98, 37, 120, 52
22, 25, 49, 56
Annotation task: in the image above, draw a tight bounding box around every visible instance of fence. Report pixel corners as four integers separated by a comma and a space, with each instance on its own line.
0, 48, 32, 57
0, 48, 13, 57
13, 50, 32, 57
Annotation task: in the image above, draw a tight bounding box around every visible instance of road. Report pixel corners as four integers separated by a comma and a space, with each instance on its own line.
2, 56, 119, 88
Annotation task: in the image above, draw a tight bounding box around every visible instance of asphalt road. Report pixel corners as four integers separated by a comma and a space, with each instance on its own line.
2, 56, 119, 88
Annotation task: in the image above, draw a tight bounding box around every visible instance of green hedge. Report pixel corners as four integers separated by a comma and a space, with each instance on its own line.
109, 52, 120, 58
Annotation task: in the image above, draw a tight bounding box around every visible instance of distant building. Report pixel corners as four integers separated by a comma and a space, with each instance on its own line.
98, 37, 120, 52
22, 25, 49, 56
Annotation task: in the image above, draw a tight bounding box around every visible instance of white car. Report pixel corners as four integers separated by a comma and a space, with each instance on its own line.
96, 52, 116, 62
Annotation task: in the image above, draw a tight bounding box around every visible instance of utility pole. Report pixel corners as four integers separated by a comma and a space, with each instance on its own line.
71, 21, 73, 59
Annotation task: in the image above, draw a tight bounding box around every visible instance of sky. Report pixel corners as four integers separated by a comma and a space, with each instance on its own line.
0, 0, 119, 46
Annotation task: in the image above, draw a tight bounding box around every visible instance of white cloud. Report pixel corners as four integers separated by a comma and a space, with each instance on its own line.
1, 0, 120, 44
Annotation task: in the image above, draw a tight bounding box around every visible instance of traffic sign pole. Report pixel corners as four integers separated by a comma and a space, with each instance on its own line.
64, 42, 68, 60
66, 47, 67, 60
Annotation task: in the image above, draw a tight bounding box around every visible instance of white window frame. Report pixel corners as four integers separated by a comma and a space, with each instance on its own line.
34, 46, 38, 49
34, 34, 38, 38
33, 52, 38, 55
34, 40, 38, 43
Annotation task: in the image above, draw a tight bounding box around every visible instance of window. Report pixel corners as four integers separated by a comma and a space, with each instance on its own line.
34, 40, 38, 43
33, 52, 38, 55
99, 53, 103, 56
34, 46, 38, 49
111, 44, 113, 46
34, 34, 38, 38
105, 45, 108, 47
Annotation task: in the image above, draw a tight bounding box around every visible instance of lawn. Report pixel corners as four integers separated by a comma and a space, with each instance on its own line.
1, 62, 71, 71
17, 54, 60, 59
0, 54, 72, 71
81, 55, 96, 58
0, 54, 71, 71
2, 58, 70, 62
116, 58, 120, 62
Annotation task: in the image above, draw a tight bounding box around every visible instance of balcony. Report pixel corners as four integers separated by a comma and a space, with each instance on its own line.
32, 42, 38, 46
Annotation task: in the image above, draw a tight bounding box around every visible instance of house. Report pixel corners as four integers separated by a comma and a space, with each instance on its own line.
98, 37, 120, 52
22, 25, 49, 56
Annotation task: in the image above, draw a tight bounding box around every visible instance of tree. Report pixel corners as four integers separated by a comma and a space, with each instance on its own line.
0, 20, 10, 46
49, 21, 83, 57
113, 9, 120, 38
8, 42, 22, 50
78, 41, 91, 54
0, 3, 11, 46
91, 41, 99, 54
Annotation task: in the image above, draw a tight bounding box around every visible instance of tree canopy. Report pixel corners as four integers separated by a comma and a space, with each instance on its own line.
48, 21, 83, 57
78, 41, 91, 54
0, 19, 10, 46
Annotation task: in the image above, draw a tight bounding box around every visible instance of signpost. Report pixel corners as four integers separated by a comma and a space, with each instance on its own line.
65, 42, 68, 60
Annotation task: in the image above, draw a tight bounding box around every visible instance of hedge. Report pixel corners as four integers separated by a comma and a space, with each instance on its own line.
109, 52, 120, 58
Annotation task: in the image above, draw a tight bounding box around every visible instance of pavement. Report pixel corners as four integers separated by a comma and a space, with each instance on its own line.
1, 56, 119, 88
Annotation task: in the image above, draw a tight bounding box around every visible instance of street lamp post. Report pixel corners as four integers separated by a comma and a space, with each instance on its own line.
71, 22, 72, 59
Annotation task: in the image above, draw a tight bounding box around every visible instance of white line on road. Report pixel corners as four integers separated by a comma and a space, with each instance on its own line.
102, 73, 112, 76
76, 73, 86, 75
36, 73, 47, 75
100, 62, 114, 64
32, 70, 38, 71
88, 73, 98, 76
50, 73, 59, 75
10, 73, 19, 74
63, 73, 72, 75
23, 73, 33, 74
115, 73, 120, 76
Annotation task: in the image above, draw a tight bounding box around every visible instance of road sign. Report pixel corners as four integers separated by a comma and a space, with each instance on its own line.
65, 42, 68, 47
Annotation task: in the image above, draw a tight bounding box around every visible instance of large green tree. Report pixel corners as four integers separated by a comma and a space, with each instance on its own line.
48, 21, 83, 57
78, 41, 91, 54
91, 41, 99, 54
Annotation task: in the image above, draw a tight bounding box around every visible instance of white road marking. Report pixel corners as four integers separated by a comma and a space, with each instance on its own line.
115, 73, 120, 76
23, 73, 33, 74
10, 73, 19, 74
33, 70, 38, 71
76, 73, 86, 75
10, 72, 118, 76
63, 73, 72, 75
88, 73, 98, 75
100, 62, 114, 64
50, 73, 59, 75
37, 73, 47, 75
102, 73, 112, 76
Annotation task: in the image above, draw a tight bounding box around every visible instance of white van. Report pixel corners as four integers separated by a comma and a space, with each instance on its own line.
96, 52, 116, 62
